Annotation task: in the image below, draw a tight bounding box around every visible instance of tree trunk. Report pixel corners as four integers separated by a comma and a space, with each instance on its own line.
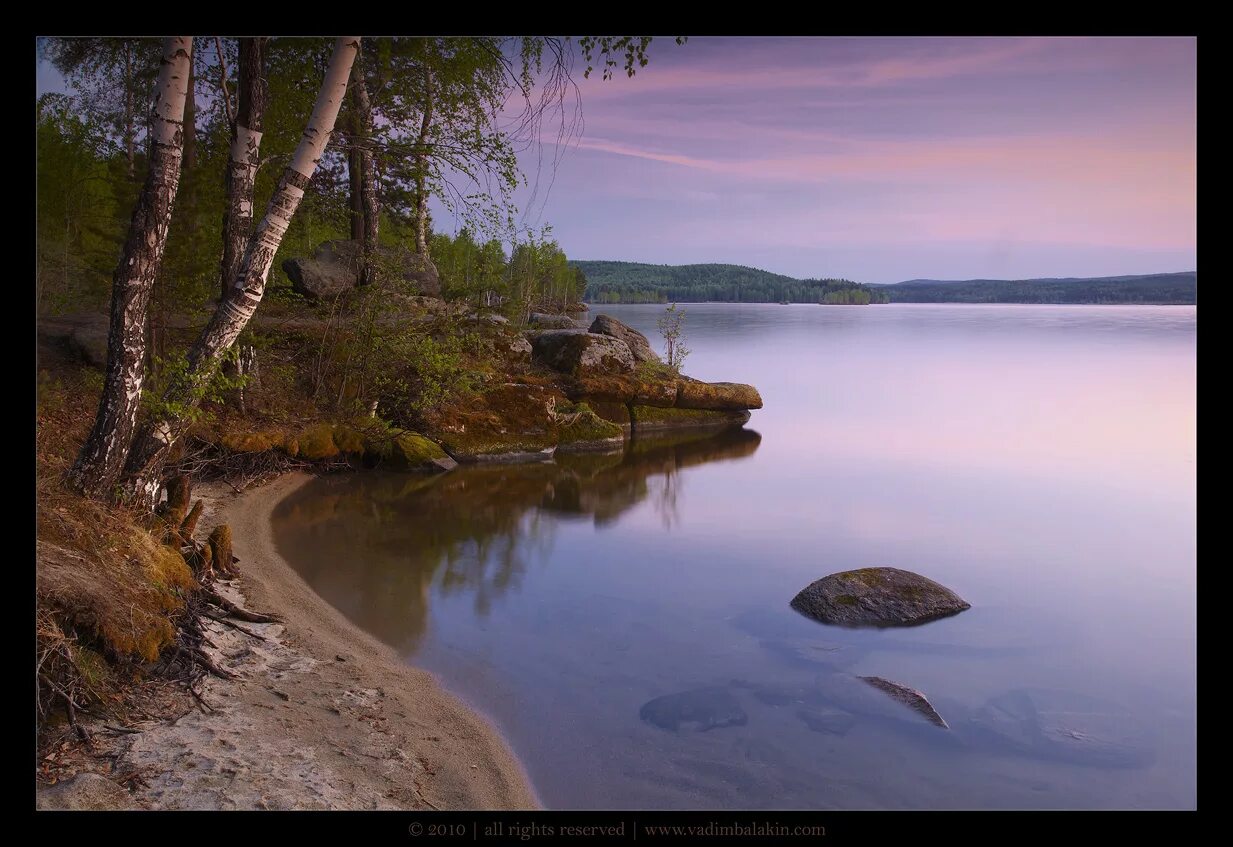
219, 38, 267, 302
348, 113, 363, 242
66, 37, 193, 500
123, 42, 135, 180
414, 67, 433, 257
125, 37, 360, 503
183, 47, 197, 173
350, 57, 378, 284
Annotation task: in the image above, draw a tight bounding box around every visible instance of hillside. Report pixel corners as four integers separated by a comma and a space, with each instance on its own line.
573, 261, 1196, 305
879, 272, 1196, 304
573, 261, 886, 304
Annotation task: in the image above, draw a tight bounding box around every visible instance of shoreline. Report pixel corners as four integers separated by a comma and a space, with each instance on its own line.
42, 471, 539, 811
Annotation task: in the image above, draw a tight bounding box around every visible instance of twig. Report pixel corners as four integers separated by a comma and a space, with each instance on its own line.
215, 37, 234, 126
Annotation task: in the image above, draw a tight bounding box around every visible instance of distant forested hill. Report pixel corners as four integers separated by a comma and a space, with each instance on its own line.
572, 261, 1196, 305
877, 273, 1196, 304
572, 261, 888, 304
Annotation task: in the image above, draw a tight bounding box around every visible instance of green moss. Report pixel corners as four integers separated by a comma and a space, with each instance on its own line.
387, 431, 451, 469
296, 423, 340, 460
332, 424, 366, 454
220, 430, 281, 453
555, 401, 624, 448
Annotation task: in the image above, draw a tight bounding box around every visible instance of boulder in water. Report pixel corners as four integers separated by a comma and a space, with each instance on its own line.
639, 686, 749, 733
791, 567, 970, 627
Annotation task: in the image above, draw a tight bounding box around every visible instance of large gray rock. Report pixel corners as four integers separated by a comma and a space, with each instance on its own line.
676, 379, 763, 411
530, 330, 635, 376
36, 773, 136, 810
968, 688, 1154, 768
791, 567, 970, 627
529, 312, 579, 329
68, 319, 109, 369
639, 686, 748, 732
588, 314, 660, 364
282, 240, 441, 300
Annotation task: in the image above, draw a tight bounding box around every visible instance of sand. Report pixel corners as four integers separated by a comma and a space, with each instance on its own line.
42, 473, 538, 811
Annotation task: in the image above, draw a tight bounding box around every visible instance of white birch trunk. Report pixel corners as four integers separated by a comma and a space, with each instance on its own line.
125, 37, 360, 498
67, 37, 192, 499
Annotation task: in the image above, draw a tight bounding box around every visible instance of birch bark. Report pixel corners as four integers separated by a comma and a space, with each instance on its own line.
67, 37, 193, 499
219, 38, 267, 301
125, 37, 360, 500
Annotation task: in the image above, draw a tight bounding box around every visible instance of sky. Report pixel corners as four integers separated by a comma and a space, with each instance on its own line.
501, 36, 1196, 282
37, 37, 1196, 283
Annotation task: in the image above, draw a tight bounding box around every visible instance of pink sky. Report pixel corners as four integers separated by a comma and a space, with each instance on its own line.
36, 36, 1196, 282
495, 36, 1195, 282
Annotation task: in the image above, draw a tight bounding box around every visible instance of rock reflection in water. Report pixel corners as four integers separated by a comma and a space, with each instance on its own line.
271, 428, 761, 653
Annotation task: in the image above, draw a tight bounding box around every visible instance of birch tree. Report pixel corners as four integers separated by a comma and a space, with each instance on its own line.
124, 37, 360, 500
66, 37, 193, 499
219, 37, 268, 300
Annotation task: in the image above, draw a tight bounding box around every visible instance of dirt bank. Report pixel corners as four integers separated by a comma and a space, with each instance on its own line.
40, 472, 538, 811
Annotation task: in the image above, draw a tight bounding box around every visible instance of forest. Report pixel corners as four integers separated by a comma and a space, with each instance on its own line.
574, 260, 889, 304
573, 260, 1195, 305
877, 273, 1196, 304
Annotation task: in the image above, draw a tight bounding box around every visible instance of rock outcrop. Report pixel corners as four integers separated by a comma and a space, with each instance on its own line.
528, 312, 579, 330
677, 378, 763, 411
588, 314, 660, 364
530, 330, 636, 377
282, 240, 441, 300
791, 567, 970, 627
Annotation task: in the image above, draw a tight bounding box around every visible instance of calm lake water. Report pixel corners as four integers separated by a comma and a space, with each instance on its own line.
271, 304, 1196, 810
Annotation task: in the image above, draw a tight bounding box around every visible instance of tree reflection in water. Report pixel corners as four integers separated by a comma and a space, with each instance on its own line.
271, 428, 761, 654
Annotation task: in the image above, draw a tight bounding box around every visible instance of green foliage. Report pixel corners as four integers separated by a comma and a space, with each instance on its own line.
504, 230, 586, 319
35, 94, 129, 313
656, 304, 690, 373
142, 347, 249, 425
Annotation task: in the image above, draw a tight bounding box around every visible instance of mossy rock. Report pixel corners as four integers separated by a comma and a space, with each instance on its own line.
791, 567, 970, 628
331, 424, 367, 454
295, 423, 340, 460
566, 372, 678, 407
424, 383, 564, 462
576, 398, 631, 427
220, 430, 282, 454
675, 379, 764, 411
555, 402, 626, 453
630, 405, 751, 433
376, 430, 457, 472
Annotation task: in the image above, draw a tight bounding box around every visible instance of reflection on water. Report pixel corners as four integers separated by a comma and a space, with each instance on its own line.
272, 429, 761, 653
273, 304, 1195, 810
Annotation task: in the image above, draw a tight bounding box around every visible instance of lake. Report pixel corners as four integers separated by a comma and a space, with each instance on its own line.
270, 303, 1196, 810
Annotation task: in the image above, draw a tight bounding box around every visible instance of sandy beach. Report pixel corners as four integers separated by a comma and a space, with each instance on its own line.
41, 472, 538, 811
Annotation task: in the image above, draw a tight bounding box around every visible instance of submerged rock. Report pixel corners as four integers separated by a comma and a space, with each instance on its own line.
796, 707, 858, 736
968, 688, 1154, 768
530, 330, 635, 376
676, 379, 763, 411
588, 314, 660, 364
859, 676, 949, 728
639, 686, 749, 733
791, 567, 970, 627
